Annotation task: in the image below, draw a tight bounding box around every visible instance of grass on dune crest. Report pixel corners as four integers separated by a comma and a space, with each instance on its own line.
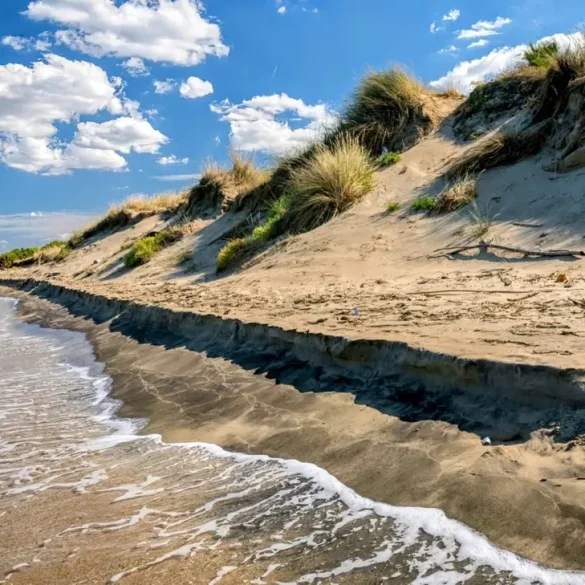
524, 40, 560, 68
70, 191, 187, 248
341, 68, 429, 154
0, 240, 70, 270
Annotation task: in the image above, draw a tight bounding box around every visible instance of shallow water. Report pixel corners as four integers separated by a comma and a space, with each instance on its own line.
1, 296, 584, 585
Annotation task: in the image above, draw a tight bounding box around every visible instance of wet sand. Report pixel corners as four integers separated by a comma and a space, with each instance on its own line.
3, 285, 585, 573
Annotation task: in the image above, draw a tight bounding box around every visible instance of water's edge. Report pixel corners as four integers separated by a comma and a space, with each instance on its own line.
2, 290, 585, 584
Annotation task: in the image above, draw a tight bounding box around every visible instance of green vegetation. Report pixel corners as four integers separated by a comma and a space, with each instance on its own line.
411, 196, 436, 212
378, 151, 401, 167
524, 41, 559, 68
124, 228, 183, 268
385, 201, 400, 213
216, 195, 292, 272
0, 240, 69, 270
342, 68, 429, 154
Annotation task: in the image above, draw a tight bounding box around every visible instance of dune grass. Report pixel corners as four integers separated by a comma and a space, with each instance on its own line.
70, 192, 187, 249
342, 68, 428, 154
434, 174, 478, 214
386, 201, 400, 213
446, 127, 547, 178
284, 136, 375, 233
0, 240, 70, 269
124, 227, 184, 268
524, 40, 559, 68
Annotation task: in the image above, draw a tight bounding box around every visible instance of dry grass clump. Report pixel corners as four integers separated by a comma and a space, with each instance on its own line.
524, 40, 559, 68
284, 136, 375, 233
189, 152, 271, 213
434, 174, 478, 214
71, 191, 187, 248
446, 126, 547, 178
342, 68, 430, 154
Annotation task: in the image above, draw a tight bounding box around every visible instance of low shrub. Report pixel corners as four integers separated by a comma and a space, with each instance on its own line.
124, 228, 183, 268
378, 151, 401, 167
0, 247, 39, 269
411, 196, 436, 212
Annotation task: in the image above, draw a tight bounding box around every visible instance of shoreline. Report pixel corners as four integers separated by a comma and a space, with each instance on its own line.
4, 278, 585, 570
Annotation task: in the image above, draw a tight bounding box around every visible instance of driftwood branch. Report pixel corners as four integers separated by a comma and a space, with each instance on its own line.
430, 241, 585, 259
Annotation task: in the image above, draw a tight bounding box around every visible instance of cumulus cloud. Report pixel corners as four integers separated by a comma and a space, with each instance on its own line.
439, 45, 459, 55
179, 77, 214, 99
457, 16, 511, 40
0, 54, 167, 174
2, 32, 52, 52
443, 9, 460, 22
430, 22, 441, 34
430, 31, 581, 93
468, 39, 490, 49
122, 57, 149, 77
154, 79, 176, 94
157, 155, 189, 165
278, 6, 286, 14
211, 93, 337, 156
24, 0, 229, 66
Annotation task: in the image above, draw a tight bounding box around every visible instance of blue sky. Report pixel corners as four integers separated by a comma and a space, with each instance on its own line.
0, 0, 584, 249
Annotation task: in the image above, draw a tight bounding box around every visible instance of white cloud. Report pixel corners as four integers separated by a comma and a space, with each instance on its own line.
157, 155, 190, 165
468, 39, 490, 49
25, 0, 229, 66
430, 22, 442, 34
443, 9, 460, 22
0, 54, 166, 174
154, 79, 176, 94
278, 6, 286, 14
439, 45, 459, 55
2, 32, 52, 52
179, 77, 214, 99
73, 117, 168, 154
122, 57, 149, 77
211, 93, 337, 156
430, 31, 581, 93
457, 16, 511, 40
152, 173, 201, 181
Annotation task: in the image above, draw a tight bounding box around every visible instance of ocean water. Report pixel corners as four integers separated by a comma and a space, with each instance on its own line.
1, 296, 585, 585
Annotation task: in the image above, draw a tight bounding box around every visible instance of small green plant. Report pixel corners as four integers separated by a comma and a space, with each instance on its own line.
524, 41, 559, 68
215, 194, 292, 272
411, 196, 436, 212
217, 238, 246, 271
386, 201, 400, 213
378, 151, 401, 167
124, 228, 182, 268
466, 201, 500, 239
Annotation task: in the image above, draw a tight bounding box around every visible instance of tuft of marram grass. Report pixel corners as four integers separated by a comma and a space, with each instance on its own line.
342, 68, 427, 154
434, 174, 478, 214
524, 40, 559, 68
217, 238, 246, 272
284, 136, 375, 233
378, 151, 401, 167
446, 127, 547, 179
386, 201, 400, 213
